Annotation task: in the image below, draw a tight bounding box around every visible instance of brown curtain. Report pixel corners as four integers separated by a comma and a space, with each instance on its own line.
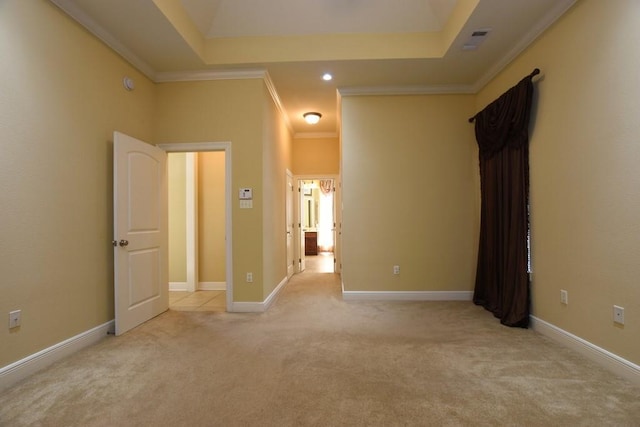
471, 70, 537, 328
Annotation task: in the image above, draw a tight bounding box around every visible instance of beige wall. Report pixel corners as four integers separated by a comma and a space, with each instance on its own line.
292, 137, 340, 175
340, 95, 477, 292
476, 0, 640, 365
198, 152, 226, 282
168, 153, 187, 282
154, 79, 292, 302
154, 79, 264, 302
262, 85, 294, 296
0, 1, 155, 367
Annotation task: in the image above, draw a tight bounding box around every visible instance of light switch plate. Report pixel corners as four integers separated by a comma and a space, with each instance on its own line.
9, 310, 21, 329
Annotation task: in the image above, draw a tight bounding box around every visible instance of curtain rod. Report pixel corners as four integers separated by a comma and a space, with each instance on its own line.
468, 68, 540, 123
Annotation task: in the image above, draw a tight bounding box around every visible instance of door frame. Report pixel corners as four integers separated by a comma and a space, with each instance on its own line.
294, 174, 341, 274
159, 142, 233, 311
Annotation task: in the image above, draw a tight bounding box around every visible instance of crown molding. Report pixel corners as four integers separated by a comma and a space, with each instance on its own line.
154, 68, 267, 83
338, 84, 475, 97
263, 71, 294, 135
49, 0, 157, 80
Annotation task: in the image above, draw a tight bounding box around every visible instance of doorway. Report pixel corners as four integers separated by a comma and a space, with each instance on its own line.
296, 176, 340, 274
159, 142, 233, 312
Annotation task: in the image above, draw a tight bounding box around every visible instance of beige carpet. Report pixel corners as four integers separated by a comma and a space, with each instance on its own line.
1, 271, 639, 426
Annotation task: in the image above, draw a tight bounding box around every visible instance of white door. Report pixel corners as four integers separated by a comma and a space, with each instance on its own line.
333, 178, 341, 274
286, 171, 294, 278
297, 180, 306, 272
114, 132, 168, 335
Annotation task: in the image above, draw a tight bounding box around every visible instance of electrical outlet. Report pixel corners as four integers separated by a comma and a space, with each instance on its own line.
560, 290, 568, 305
9, 310, 21, 329
246, 272, 253, 283
393, 265, 400, 275
613, 305, 624, 325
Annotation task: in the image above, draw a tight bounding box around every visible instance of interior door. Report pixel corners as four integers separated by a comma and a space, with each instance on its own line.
114, 131, 168, 335
286, 170, 294, 278
297, 180, 306, 272
333, 178, 341, 274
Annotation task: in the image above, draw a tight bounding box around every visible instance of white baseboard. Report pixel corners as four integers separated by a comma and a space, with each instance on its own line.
342, 290, 473, 301
231, 276, 288, 313
198, 282, 226, 291
530, 316, 640, 387
169, 282, 187, 291
0, 320, 114, 393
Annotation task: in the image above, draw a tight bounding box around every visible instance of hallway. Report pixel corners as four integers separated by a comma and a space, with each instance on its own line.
304, 252, 334, 273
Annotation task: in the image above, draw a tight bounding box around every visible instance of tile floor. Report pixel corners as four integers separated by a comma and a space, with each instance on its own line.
169, 290, 226, 312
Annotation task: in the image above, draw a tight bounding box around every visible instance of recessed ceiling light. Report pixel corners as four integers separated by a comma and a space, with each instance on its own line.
322, 73, 333, 81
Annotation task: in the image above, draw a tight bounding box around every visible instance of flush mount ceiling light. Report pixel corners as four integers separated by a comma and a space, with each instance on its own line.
303, 112, 322, 124
322, 73, 333, 81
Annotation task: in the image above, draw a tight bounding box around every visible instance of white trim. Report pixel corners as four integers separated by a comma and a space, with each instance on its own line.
231, 276, 288, 313
342, 290, 473, 301
185, 153, 198, 293
158, 142, 233, 312
263, 71, 294, 135
169, 281, 187, 291
530, 316, 640, 387
155, 69, 266, 83
198, 282, 226, 291
159, 142, 231, 153
338, 84, 475, 97
0, 320, 114, 393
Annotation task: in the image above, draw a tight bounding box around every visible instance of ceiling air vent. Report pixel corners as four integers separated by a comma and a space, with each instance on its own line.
463, 28, 492, 50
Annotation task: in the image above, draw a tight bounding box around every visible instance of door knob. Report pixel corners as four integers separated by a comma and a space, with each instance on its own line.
119, 240, 129, 247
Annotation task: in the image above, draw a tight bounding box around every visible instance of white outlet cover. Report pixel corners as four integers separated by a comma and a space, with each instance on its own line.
613, 305, 624, 325
560, 290, 568, 305
9, 310, 21, 328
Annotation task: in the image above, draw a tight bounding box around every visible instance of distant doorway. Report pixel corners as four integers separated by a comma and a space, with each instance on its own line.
295, 176, 340, 274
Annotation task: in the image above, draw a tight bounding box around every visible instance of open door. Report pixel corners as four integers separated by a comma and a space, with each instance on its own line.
297, 180, 306, 272
113, 132, 168, 335
286, 170, 294, 278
